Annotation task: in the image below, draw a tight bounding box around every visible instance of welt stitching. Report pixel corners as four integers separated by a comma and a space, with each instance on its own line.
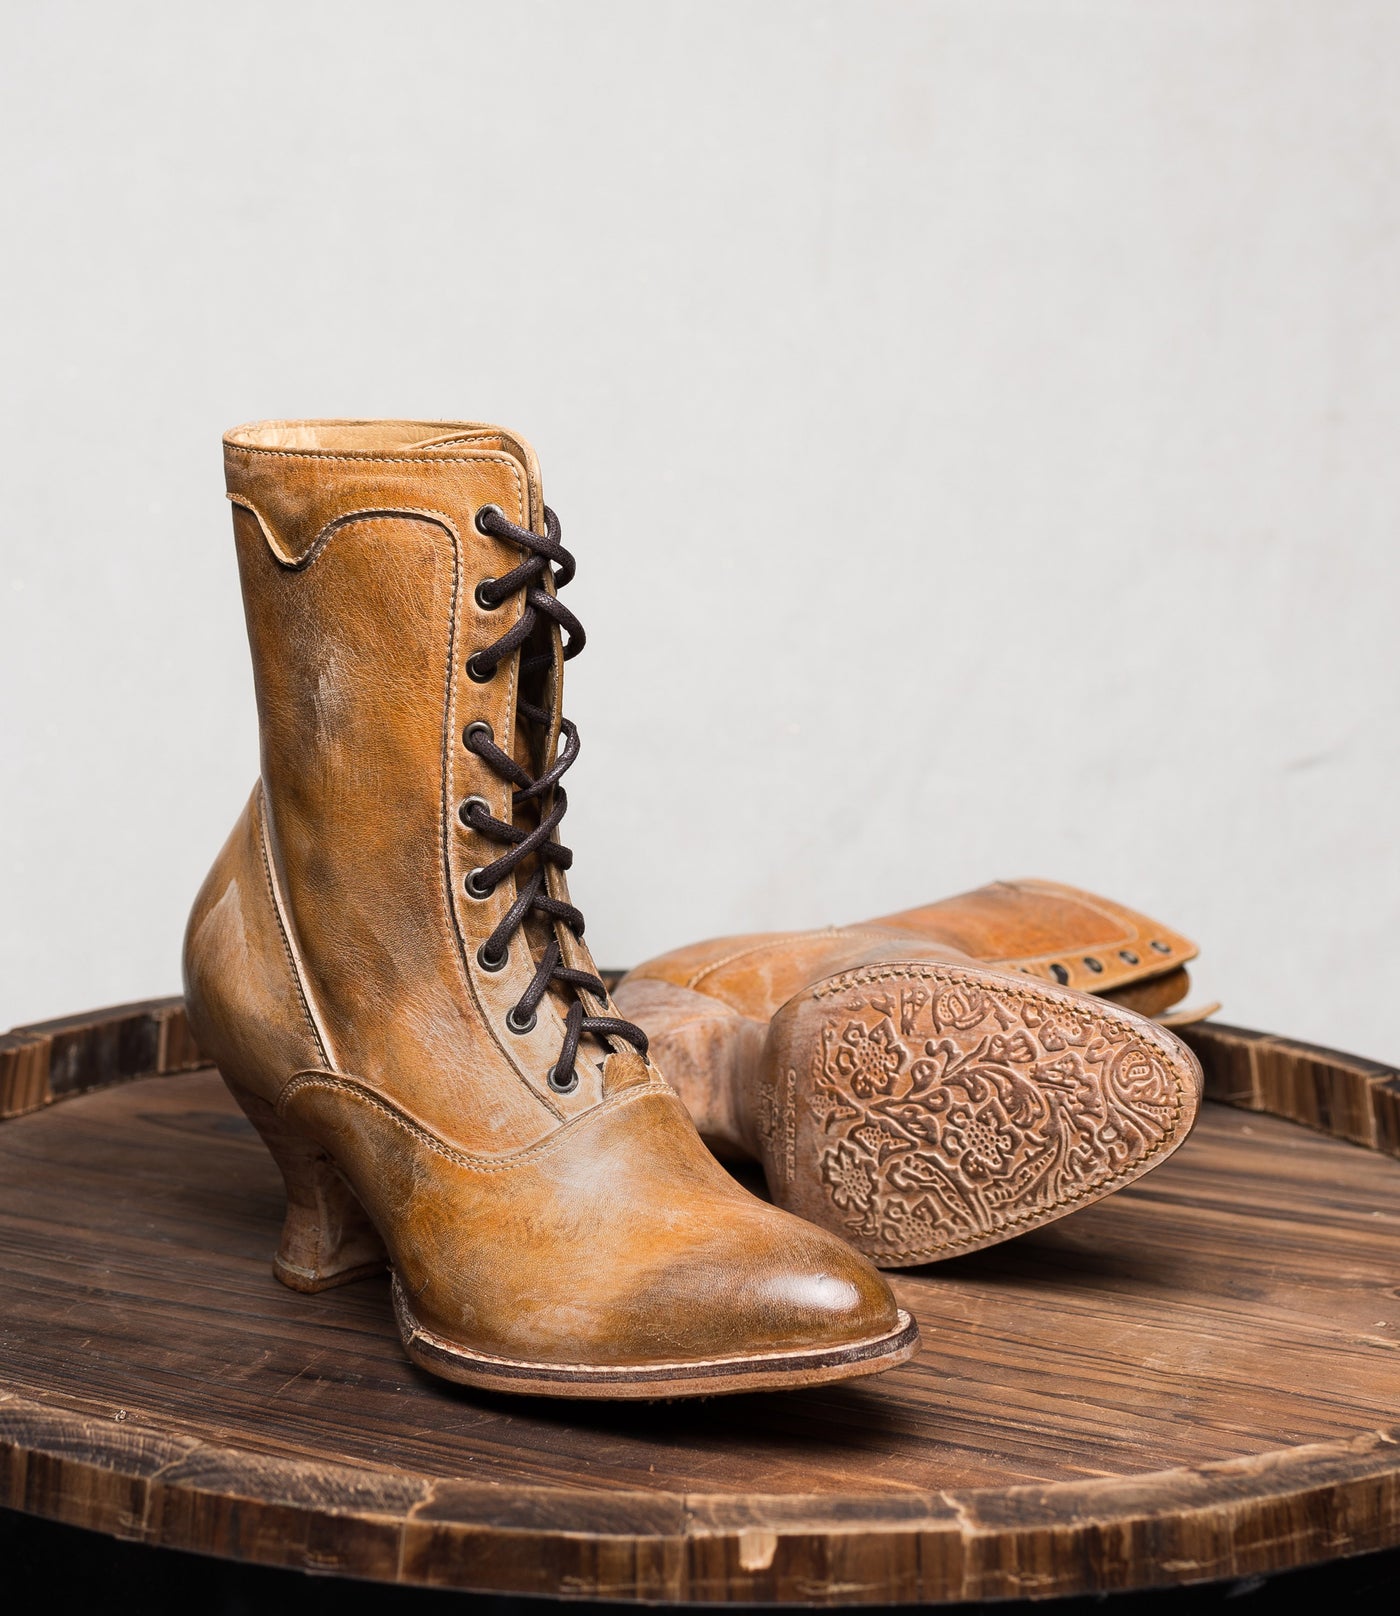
398, 1280, 910, 1372
808, 961, 1196, 1075
278, 1073, 668, 1172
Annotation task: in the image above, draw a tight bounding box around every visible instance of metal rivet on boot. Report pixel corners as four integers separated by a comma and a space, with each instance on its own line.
465, 868, 495, 900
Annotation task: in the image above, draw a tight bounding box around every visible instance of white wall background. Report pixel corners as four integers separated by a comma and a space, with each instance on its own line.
2, 1, 1397, 1059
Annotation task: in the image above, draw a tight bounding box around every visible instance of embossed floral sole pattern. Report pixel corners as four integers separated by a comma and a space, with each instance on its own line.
758, 963, 1202, 1267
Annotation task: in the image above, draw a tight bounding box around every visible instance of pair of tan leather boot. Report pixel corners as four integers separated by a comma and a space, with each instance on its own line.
184, 420, 1203, 1400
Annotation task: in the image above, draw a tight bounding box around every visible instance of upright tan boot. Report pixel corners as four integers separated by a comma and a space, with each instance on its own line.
614, 883, 1204, 1267
183, 419, 916, 1398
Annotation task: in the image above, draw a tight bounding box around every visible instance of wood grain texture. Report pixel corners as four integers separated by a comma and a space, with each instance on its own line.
0, 1000, 1397, 1604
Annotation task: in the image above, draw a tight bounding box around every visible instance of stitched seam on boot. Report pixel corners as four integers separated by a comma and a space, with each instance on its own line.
277, 1071, 672, 1173
433, 486, 572, 1121
228, 491, 524, 574
679, 928, 847, 993
254, 783, 334, 1071
226, 447, 528, 466
240, 493, 567, 1123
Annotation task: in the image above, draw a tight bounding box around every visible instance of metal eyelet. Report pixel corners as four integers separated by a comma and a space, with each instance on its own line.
506, 1005, 537, 1035
1049, 963, 1070, 985
466, 653, 496, 684
474, 577, 499, 611
547, 1065, 579, 1094
1083, 957, 1104, 974
476, 939, 508, 972
465, 868, 495, 900
475, 503, 506, 535
458, 796, 490, 828
1150, 939, 1173, 954
1119, 950, 1140, 966
462, 720, 493, 751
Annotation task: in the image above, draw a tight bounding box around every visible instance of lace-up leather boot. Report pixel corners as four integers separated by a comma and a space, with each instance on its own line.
183, 419, 917, 1397
614, 882, 1203, 1268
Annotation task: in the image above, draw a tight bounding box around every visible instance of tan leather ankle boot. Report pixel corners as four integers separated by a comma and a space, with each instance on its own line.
614, 882, 1204, 1267
183, 419, 916, 1398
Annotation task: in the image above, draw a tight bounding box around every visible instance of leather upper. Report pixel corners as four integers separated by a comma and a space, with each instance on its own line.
625, 880, 1197, 1017
614, 881, 1199, 1157
184, 420, 904, 1369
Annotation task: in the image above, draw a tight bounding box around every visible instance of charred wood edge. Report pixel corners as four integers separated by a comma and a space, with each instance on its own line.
1178, 1020, 1400, 1158
2, 997, 1399, 1599
0, 1391, 1396, 1602
3, 992, 1397, 1161
0, 997, 204, 1121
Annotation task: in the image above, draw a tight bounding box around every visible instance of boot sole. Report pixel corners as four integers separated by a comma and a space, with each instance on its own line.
392, 1276, 919, 1400
759, 961, 1202, 1268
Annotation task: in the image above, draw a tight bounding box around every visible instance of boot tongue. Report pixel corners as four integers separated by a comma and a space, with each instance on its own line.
512, 614, 597, 1057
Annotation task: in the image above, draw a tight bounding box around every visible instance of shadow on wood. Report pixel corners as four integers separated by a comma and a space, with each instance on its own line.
1, 999, 1398, 1604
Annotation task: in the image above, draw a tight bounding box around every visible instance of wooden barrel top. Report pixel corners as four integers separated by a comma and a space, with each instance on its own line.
1, 998, 1397, 1605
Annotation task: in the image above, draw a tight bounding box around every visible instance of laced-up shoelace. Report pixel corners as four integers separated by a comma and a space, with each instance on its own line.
459, 503, 648, 1094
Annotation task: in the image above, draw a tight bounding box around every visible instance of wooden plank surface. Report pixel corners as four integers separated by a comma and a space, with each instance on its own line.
0, 1003, 1397, 1603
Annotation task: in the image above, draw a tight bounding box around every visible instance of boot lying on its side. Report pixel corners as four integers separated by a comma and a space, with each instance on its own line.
614, 882, 1204, 1268
184, 419, 918, 1399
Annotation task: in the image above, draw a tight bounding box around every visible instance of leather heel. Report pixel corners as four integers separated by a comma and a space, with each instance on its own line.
226, 1080, 388, 1293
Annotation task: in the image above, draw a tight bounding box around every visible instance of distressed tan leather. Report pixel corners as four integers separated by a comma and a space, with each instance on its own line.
183, 420, 916, 1398
616, 880, 1198, 1157
614, 886, 1203, 1267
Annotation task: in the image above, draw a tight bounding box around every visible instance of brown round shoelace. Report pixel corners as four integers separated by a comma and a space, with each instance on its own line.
459, 503, 648, 1094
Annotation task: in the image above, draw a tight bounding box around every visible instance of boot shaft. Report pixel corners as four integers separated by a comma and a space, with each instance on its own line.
217, 420, 617, 1148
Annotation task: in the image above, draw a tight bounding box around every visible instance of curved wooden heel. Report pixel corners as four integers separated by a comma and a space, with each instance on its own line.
225, 1079, 388, 1293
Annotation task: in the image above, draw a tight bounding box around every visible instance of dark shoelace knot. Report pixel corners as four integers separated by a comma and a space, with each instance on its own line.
458, 503, 648, 1094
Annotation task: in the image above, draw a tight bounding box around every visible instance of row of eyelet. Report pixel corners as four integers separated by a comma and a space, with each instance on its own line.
458, 505, 537, 1040
1045, 940, 1174, 985
466, 504, 505, 683
461, 508, 505, 928
457, 506, 568, 1085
